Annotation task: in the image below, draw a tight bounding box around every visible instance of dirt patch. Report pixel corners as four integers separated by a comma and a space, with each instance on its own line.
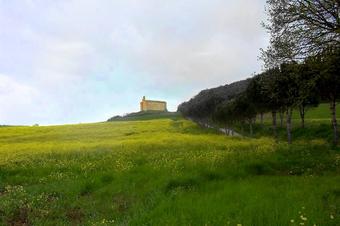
165, 177, 200, 193
112, 193, 132, 213
66, 207, 84, 225
0, 186, 6, 197
6, 207, 30, 226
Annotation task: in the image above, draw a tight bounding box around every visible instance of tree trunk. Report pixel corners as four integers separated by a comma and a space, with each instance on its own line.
226, 124, 231, 136
286, 108, 293, 144
260, 112, 264, 126
299, 105, 305, 129
272, 111, 277, 138
279, 109, 284, 128
330, 99, 338, 145
249, 119, 253, 136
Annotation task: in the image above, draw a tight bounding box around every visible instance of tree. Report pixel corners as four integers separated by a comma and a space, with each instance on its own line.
279, 63, 301, 144
279, 107, 286, 128
233, 95, 257, 136
264, 0, 340, 60
261, 68, 283, 138
178, 79, 251, 122
315, 47, 340, 145
213, 101, 236, 135
177, 93, 224, 124
246, 74, 269, 126
262, 0, 340, 144
295, 61, 320, 128
213, 94, 257, 136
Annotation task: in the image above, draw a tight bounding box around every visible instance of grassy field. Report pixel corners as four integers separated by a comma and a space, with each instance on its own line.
0, 105, 339, 225
236, 103, 340, 143
291, 103, 340, 120
107, 111, 181, 122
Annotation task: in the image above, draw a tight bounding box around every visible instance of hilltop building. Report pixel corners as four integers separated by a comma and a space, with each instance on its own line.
140, 96, 167, 112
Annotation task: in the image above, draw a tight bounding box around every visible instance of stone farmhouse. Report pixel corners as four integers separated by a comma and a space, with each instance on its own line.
140, 96, 167, 112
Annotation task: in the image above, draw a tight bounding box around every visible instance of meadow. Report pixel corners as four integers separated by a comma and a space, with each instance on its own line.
0, 105, 339, 225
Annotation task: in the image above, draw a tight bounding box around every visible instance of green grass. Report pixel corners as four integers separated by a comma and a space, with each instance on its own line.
0, 107, 339, 225
233, 103, 340, 143
291, 103, 340, 120
107, 111, 181, 121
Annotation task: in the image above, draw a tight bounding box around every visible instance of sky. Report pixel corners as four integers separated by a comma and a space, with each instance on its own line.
0, 0, 268, 125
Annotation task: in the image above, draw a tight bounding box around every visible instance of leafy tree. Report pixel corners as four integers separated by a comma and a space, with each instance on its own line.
178, 79, 250, 122
279, 63, 301, 144
261, 0, 340, 144
315, 47, 340, 145
213, 101, 236, 135
295, 61, 320, 128
246, 74, 269, 126
178, 93, 224, 123
278, 107, 286, 128
233, 94, 257, 135
261, 68, 283, 138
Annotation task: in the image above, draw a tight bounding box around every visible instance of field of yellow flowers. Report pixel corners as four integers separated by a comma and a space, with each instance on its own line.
0, 117, 339, 225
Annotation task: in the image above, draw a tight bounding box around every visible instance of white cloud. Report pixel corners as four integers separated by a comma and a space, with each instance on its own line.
0, 0, 268, 124
0, 74, 38, 124
34, 39, 96, 85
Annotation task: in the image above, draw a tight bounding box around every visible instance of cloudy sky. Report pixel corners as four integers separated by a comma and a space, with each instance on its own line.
0, 0, 268, 125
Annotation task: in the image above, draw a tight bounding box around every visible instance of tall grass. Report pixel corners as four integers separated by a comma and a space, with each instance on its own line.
0, 116, 339, 225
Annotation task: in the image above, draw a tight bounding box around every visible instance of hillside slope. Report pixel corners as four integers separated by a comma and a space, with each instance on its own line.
0, 116, 339, 225
107, 111, 180, 121
178, 78, 251, 119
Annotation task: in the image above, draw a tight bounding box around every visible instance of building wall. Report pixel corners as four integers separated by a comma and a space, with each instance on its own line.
140, 100, 167, 111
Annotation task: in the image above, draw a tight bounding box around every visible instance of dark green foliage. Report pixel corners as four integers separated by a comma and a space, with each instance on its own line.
178, 79, 251, 121
245, 74, 269, 118
260, 67, 283, 113
316, 48, 340, 102
295, 61, 320, 128
314, 48, 340, 145
213, 101, 236, 129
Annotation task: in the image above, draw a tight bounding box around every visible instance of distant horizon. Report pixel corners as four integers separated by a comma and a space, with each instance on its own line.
0, 77, 247, 126
0, 0, 268, 125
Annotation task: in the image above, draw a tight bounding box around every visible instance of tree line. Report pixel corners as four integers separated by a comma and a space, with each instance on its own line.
214, 50, 340, 144
178, 79, 250, 124
179, 0, 340, 145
